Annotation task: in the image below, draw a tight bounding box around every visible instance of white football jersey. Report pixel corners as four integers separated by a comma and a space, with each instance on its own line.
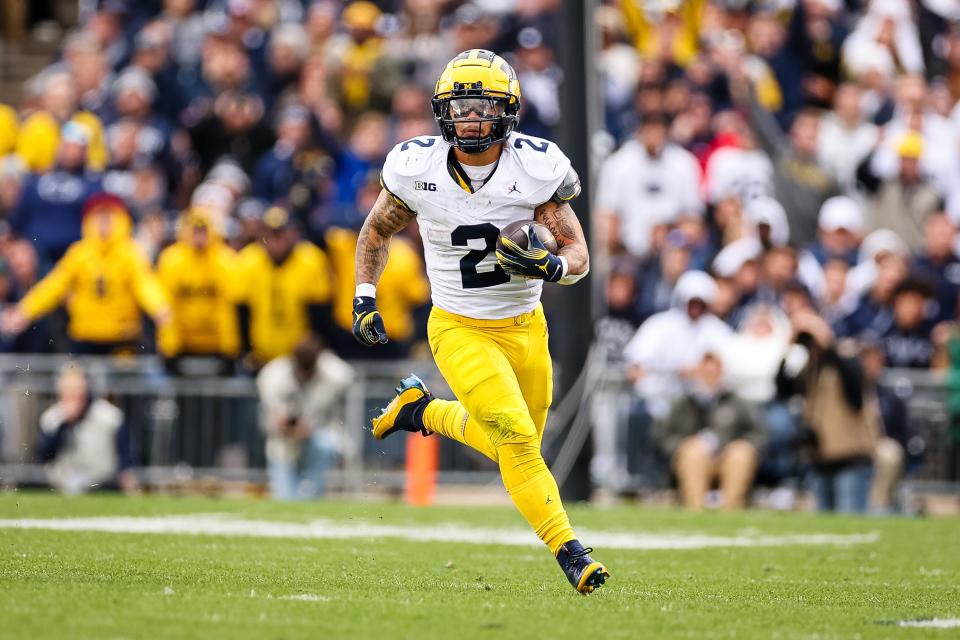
381, 132, 571, 319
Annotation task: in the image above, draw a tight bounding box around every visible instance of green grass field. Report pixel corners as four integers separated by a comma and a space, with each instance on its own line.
0, 492, 958, 639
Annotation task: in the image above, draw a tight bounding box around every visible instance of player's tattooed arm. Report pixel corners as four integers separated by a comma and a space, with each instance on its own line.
535, 200, 589, 276
355, 189, 416, 286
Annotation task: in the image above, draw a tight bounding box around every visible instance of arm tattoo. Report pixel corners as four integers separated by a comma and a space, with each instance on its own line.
355, 189, 416, 286
535, 201, 589, 275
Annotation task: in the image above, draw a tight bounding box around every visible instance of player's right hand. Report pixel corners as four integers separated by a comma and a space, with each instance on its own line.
352, 296, 388, 346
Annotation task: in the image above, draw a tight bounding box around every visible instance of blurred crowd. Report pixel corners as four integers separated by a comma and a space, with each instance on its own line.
0, 0, 567, 498
4, 0, 960, 508
591, 0, 960, 513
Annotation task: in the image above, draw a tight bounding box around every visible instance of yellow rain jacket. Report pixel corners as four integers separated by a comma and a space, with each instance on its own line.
156, 211, 240, 357
619, 0, 705, 67
14, 110, 108, 172
325, 227, 429, 342
234, 241, 333, 363
0, 104, 18, 156
19, 204, 170, 344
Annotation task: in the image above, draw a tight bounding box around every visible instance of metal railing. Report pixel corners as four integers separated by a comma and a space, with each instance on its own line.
0, 353, 500, 492
0, 353, 957, 494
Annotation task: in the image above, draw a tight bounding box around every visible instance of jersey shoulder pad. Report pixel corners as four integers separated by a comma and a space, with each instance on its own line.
383, 136, 444, 178
508, 132, 571, 184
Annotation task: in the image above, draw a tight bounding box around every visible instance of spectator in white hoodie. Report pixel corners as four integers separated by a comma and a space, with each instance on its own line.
625, 271, 733, 421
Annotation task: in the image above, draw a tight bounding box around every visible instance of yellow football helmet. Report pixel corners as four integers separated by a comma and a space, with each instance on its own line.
431, 49, 521, 154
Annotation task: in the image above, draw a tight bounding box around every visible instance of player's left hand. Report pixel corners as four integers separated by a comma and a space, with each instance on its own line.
496, 226, 564, 282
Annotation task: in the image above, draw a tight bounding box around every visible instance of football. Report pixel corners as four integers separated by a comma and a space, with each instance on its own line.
497, 220, 558, 254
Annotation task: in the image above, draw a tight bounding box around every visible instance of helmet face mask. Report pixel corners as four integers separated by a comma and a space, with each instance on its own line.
432, 50, 521, 154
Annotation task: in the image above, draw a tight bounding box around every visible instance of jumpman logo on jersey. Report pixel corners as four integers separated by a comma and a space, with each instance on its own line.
507, 181, 522, 195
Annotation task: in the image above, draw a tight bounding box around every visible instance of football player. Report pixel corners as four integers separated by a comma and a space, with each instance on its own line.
353, 50, 608, 594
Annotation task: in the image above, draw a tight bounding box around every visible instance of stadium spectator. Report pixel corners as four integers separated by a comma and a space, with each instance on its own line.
101, 119, 168, 220
0, 155, 25, 220
232, 197, 266, 251
597, 110, 703, 258
777, 306, 879, 513
711, 237, 764, 328
234, 206, 333, 369
63, 30, 114, 117
618, 0, 705, 68
734, 70, 839, 246
836, 241, 908, 339
635, 229, 693, 323
843, 0, 924, 77
512, 27, 562, 138
107, 67, 173, 156
125, 20, 184, 124
624, 271, 732, 437
860, 341, 910, 513
256, 335, 354, 500
37, 362, 137, 494
912, 211, 960, 324
746, 197, 790, 251
797, 196, 864, 302
155, 207, 238, 371
329, 1, 388, 117
875, 278, 937, 369
703, 115, 774, 207
14, 70, 107, 173
653, 351, 767, 511
10, 122, 103, 270
720, 304, 797, 484
784, 0, 848, 110
869, 137, 943, 254
1, 192, 172, 354
177, 25, 251, 112
264, 22, 311, 110
84, 4, 132, 71
845, 228, 911, 307
252, 104, 336, 233
596, 6, 641, 131
816, 83, 878, 195
187, 91, 274, 174
333, 112, 390, 220
162, 0, 205, 70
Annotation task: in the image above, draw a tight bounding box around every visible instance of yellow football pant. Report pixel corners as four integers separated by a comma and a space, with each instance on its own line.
423, 304, 576, 555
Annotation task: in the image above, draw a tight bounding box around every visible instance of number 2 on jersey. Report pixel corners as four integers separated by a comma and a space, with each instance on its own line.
451, 223, 510, 289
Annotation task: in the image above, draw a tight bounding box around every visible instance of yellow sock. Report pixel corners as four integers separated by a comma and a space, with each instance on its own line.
423, 399, 497, 461
497, 439, 576, 555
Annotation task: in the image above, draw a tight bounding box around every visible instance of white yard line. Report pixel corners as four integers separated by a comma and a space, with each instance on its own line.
897, 619, 960, 629
277, 594, 329, 602
0, 515, 879, 550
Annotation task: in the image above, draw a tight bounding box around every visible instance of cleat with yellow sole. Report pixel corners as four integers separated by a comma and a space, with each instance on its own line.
371, 374, 434, 440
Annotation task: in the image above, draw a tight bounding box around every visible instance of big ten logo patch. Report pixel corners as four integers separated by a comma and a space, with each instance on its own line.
415, 181, 437, 191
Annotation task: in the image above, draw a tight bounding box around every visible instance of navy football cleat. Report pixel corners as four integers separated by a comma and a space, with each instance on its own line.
371, 374, 434, 440
556, 540, 610, 594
